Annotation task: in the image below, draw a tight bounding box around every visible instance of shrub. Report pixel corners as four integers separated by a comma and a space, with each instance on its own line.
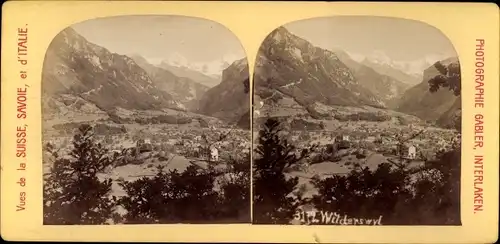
338, 140, 351, 150
134, 115, 192, 125
290, 118, 323, 131
198, 118, 209, 128
334, 112, 391, 122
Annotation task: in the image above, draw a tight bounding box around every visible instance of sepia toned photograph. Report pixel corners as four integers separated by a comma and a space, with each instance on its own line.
41, 15, 251, 224
252, 16, 461, 225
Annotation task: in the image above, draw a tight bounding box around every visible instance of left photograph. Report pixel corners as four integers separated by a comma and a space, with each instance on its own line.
41, 15, 251, 225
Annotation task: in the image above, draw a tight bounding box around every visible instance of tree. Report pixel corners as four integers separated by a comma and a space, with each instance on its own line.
215, 153, 252, 222
428, 61, 461, 96
319, 121, 326, 130
118, 151, 251, 224
243, 77, 250, 94
311, 163, 414, 224
308, 138, 461, 225
118, 165, 220, 224
310, 143, 461, 225
428, 61, 462, 131
43, 124, 116, 225
252, 117, 316, 224
416, 143, 461, 225
425, 60, 461, 224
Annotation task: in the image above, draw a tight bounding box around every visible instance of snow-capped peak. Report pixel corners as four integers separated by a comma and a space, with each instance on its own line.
159, 53, 245, 77
167, 52, 189, 67
363, 50, 450, 76
366, 50, 392, 65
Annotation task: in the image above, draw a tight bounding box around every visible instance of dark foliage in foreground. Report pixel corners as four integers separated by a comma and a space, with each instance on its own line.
43, 124, 250, 224
44, 124, 116, 225
253, 117, 461, 225
428, 61, 461, 96
311, 145, 460, 225
118, 154, 251, 224
252, 117, 317, 224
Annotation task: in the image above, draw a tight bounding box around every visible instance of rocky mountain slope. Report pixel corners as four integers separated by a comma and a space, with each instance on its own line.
396, 57, 461, 128
253, 27, 384, 115
196, 58, 250, 127
42, 27, 181, 114
131, 55, 209, 110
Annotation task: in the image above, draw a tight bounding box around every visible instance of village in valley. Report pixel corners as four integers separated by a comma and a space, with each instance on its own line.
43, 111, 251, 199
253, 103, 460, 200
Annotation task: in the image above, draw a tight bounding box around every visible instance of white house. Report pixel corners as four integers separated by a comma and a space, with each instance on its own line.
408, 145, 417, 159
335, 134, 350, 142
210, 147, 219, 162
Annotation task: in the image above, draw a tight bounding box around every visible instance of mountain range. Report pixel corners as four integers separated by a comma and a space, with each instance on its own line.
359, 50, 447, 81
253, 27, 460, 128
158, 61, 221, 88
332, 50, 411, 107
42, 26, 460, 131
42, 27, 250, 127
155, 52, 240, 81
130, 55, 209, 110
396, 57, 461, 128
360, 59, 422, 86
42, 28, 180, 112
196, 58, 250, 123
254, 27, 385, 111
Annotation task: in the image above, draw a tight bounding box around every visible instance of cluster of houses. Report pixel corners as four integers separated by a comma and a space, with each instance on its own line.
292, 129, 424, 161
128, 128, 250, 164
109, 122, 456, 168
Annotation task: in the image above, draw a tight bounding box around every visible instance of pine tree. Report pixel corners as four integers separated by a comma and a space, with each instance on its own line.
253, 117, 315, 224
43, 124, 116, 225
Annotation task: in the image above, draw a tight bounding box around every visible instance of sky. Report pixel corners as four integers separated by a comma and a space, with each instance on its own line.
71, 15, 246, 75
283, 16, 458, 74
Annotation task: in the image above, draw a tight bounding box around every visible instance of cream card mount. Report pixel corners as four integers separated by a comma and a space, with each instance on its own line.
1, 1, 499, 243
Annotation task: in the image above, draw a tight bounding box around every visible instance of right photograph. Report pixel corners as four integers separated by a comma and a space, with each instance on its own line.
252, 16, 461, 226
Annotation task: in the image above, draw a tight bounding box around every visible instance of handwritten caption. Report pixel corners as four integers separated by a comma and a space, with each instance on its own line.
16, 25, 28, 212
293, 209, 383, 225
473, 39, 484, 213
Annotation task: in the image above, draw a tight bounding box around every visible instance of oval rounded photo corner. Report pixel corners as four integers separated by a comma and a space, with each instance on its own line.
251, 15, 463, 227
41, 14, 253, 226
